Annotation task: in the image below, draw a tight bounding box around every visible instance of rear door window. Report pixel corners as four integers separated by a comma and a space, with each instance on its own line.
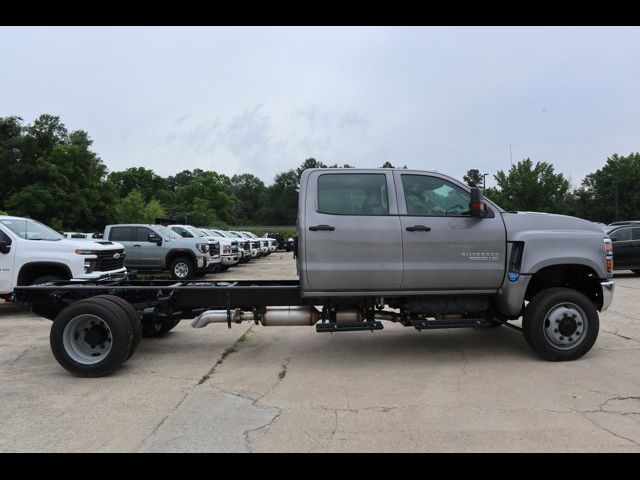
109, 227, 135, 242
633, 228, 640, 241
317, 173, 389, 215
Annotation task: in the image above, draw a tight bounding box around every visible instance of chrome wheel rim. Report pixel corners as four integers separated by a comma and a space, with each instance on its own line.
174, 262, 189, 278
543, 302, 588, 350
62, 314, 113, 364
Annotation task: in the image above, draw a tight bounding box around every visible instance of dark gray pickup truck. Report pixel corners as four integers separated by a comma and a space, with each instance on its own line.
15, 168, 614, 377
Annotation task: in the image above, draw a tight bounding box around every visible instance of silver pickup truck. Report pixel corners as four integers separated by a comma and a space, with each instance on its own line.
15, 168, 615, 377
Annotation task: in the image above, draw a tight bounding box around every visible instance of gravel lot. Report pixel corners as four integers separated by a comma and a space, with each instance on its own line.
1, 251, 639, 452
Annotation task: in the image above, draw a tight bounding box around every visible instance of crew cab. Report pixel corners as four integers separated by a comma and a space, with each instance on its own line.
103, 224, 216, 280
0, 216, 127, 296
14, 168, 615, 377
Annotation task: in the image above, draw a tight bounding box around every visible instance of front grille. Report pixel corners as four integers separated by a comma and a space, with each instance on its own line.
95, 250, 126, 271
231, 241, 238, 254
251, 241, 259, 250
243, 241, 250, 251
209, 242, 220, 258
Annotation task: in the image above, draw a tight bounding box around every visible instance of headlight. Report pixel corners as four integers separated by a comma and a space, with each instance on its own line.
223, 245, 231, 254
196, 243, 209, 254
76, 249, 97, 255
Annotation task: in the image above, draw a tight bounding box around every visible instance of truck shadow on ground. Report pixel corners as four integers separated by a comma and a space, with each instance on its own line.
137, 324, 546, 366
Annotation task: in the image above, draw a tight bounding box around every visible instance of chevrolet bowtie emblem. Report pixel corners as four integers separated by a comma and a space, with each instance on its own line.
113, 252, 121, 259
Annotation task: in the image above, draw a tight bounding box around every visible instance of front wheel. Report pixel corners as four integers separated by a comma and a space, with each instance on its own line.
523, 287, 599, 361
170, 257, 195, 280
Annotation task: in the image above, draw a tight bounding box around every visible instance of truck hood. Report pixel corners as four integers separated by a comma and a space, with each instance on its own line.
502, 211, 604, 239
56, 239, 125, 251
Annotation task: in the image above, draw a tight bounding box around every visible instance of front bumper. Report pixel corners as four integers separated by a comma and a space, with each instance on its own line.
222, 255, 239, 265
600, 280, 615, 312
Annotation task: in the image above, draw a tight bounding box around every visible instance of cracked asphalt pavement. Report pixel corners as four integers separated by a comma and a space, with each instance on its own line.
1, 252, 639, 452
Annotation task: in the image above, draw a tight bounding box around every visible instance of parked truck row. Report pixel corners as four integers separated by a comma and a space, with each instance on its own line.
8, 168, 617, 378
0, 217, 284, 299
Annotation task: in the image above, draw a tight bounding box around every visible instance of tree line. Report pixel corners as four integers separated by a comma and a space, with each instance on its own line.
1, 114, 638, 231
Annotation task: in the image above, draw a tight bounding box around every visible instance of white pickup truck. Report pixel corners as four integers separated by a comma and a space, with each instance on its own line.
0, 216, 127, 298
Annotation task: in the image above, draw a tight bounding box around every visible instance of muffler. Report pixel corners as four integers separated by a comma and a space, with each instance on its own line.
192, 306, 320, 328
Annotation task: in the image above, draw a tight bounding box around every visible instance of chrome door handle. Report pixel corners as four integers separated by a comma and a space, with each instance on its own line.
406, 225, 431, 232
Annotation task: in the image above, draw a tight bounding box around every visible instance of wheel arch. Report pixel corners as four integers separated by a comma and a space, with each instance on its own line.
525, 263, 604, 311
17, 262, 73, 286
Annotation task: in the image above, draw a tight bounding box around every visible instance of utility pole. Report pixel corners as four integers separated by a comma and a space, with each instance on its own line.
482, 173, 489, 195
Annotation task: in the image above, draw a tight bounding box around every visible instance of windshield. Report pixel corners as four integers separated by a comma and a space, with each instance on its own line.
1, 218, 63, 241
188, 227, 207, 237
153, 225, 182, 240
243, 232, 257, 238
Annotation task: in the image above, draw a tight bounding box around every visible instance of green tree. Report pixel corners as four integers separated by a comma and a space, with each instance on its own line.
2, 115, 117, 231
108, 167, 168, 203
262, 170, 299, 225
380, 161, 394, 168
463, 169, 483, 187
490, 158, 570, 213
228, 173, 267, 224
296, 158, 327, 179
579, 153, 640, 223
115, 190, 147, 223
143, 199, 166, 223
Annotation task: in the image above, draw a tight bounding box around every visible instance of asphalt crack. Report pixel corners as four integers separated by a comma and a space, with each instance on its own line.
137, 325, 253, 451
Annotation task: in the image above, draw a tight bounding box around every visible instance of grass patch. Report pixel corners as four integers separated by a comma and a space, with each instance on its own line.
197, 328, 251, 385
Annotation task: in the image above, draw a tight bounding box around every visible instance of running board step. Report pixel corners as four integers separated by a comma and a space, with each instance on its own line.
316, 321, 384, 333
411, 318, 489, 331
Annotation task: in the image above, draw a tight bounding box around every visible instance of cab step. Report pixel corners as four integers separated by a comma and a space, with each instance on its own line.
316, 321, 384, 333
410, 318, 489, 331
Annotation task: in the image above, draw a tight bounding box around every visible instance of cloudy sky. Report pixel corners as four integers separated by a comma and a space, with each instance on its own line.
1, 26, 639, 187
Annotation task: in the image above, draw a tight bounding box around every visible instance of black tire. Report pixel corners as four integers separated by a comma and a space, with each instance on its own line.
632, 269, 640, 276
170, 257, 195, 280
523, 287, 599, 361
91, 295, 142, 361
50, 298, 133, 377
29, 275, 67, 320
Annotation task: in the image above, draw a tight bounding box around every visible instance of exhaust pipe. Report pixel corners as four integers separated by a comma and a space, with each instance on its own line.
192, 306, 320, 328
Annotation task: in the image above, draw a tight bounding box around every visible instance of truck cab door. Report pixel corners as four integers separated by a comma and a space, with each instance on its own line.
135, 227, 164, 267
302, 170, 403, 293
394, 171, 506, 292
0, 227, 15, 293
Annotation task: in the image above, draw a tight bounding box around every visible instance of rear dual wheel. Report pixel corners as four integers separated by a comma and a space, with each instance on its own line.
50, 296, 140, 377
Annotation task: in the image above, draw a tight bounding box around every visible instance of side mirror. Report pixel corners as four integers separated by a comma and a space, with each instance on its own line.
0, 241, 10, 254
469, 187, 488, 218
610, 237, 617, 242
148, 233, 162, 246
